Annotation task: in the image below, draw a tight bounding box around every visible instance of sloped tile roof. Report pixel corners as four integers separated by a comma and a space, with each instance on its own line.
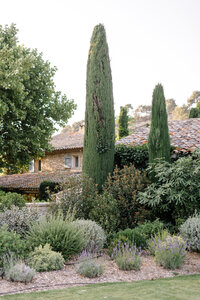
0, 171, 80, 192
117, 118, 200, 151
51, 132, 84, 151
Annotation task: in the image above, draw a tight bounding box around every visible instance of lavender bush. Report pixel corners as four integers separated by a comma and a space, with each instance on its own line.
147, 230, 170, 256
155, 235, 186, 269
112, 242, 142, 271
76, 250, 104, 278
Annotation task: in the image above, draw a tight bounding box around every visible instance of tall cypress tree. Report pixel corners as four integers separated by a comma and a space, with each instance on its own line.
148, 84, 171, 163
83, 24, 115, 189
118, 106, 129, 139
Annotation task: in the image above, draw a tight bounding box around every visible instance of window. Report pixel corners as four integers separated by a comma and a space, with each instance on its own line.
38, 160, 42, 171
29, 160, 34, 172
65, 156, 72, 168
75, 156, 79, 168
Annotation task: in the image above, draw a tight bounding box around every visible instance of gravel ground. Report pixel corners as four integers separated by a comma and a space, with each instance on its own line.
0, 252, 200, 296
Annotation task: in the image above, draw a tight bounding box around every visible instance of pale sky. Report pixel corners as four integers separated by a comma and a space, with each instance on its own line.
1, 0, 200, 125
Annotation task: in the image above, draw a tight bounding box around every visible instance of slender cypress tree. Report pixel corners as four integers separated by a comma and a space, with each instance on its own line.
82, 24, 115, 189
118, 106, 129, 139
148, 84, 171, 163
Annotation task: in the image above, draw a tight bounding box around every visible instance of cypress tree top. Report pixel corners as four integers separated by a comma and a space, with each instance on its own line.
148, 83, 171, 163
83, 24, 115, 189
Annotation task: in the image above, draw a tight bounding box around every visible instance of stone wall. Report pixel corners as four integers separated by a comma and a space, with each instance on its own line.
26, 202, 51, 215
34, 149, 83, 173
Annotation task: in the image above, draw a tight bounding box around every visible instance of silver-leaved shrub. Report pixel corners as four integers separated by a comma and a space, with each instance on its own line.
180, 215, 200, 252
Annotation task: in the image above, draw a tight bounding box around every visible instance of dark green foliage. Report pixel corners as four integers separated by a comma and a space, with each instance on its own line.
109, 220, 164, 250
189, 107, 200, 118
118, 106, 129, 139
0, 225, 26, 267
89, 192, 120, 234
138, 157, 200, 224
83, 24, 115, 190
114, 144, 149, 170
39, 181, 60, 201
0, 24, 76, 173
148, 84, 171, 164
103, 164, 151, 229
25, 215, 85, 261
0, 190, 25, 212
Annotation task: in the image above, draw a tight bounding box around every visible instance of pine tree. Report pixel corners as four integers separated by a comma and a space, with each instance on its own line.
148, 84, 171, 163
118, 106, 129, 139
82, 24, 115, 189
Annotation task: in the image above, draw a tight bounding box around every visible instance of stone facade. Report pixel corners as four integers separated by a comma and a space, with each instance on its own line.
33, 149, 83, 173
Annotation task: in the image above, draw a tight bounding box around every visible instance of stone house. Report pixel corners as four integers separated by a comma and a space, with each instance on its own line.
1, 118, 200, 200
30, 130, 84, 173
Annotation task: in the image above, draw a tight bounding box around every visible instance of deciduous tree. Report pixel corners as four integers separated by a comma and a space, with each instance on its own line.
0, 24, 76, 173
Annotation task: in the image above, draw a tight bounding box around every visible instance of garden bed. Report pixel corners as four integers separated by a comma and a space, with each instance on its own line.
1, 251, 200, 296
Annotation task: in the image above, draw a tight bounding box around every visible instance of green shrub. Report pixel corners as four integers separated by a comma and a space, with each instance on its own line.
108, 236, 130, 257
180, 215, 200, 252
72, 220, 106, 252
109, 220, 165, 250
114, 144, 149, 170
139, 157, 200, 224
28, 244, 64, 272
25, 215, 84, 261
5, 261, 35, 283
147, 230, 170, 255
103, 164, 151, 229
112, 242, 141, 271
54, 174, 97, 220
89, 192, 120, 234
0, 225, 26, 267
39, 181, 60, 201
76, 251, 103, 278
0, 190, 25, 212
0, 205, 42, 237
155, 235, 186, 269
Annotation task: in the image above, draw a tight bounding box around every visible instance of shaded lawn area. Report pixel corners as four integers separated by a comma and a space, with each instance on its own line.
1, 274, 200, 300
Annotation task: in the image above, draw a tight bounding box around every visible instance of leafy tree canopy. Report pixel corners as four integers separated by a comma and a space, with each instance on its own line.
0, 24, 76, 173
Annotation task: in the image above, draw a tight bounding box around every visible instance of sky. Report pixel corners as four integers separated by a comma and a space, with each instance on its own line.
1, 0, 200, 125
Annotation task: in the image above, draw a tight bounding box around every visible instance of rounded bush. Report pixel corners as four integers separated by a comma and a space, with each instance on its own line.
76, 260, 103, 278
155, 235, 186, 269
72, 219, 106, 252
25, 215, 85, 261
0, 205, 41, 237
0, 191, 25, 212
180, 215, 200, 252
28, 244, 64, 272
5, 262, 35, 283
0, 225, 26, 267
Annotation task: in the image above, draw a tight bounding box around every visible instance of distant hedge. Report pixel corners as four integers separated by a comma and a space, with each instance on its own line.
114, 144, 192, 170
114, 144, 149, 170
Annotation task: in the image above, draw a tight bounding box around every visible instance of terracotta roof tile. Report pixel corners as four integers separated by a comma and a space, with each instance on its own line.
0, 171, 80, 191
51, 132, 83, 150
117, 118, 200, 151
